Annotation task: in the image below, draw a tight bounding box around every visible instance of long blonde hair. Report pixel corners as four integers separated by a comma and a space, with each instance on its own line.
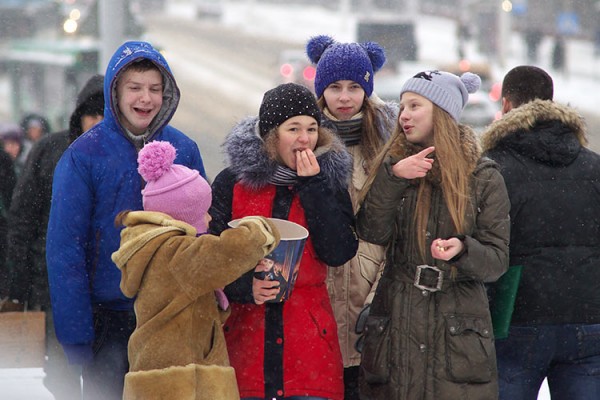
359, 105, 479, 262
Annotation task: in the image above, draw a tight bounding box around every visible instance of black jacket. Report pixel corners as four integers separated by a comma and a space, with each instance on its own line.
482, 99, 600, 325
6, 131, 71, 307
0, 149, 16, 297
6, 74, 104, 307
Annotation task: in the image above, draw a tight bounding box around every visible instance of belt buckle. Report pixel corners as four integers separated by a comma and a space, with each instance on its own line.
414, 264, 444, 292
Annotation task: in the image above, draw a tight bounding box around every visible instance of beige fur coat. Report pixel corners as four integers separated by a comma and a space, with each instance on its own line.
112, 211, 279, 400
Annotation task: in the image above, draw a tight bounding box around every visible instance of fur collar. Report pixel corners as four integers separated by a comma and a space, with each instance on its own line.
480, 99, 587, 153
373, 98, 399, 142
222, 116, 352, 191
112, 211, 195, 268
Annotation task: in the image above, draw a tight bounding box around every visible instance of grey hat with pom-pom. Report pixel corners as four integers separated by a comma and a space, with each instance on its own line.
306, 35, 386, 98
400, 70, 481, 122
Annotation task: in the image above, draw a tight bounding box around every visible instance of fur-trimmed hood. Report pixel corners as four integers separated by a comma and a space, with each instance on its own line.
480, 99, 587, 166
222, 116, 352, 190
371, 95, 399, 142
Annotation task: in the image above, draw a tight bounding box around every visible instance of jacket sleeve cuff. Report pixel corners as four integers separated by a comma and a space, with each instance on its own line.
224, 269, 255, 304
62, 344, 94, 365
449, 235, 468, 262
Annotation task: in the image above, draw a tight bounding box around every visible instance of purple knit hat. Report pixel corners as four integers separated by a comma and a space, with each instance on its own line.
138, 141, 211, 233
306, 35, 386, 98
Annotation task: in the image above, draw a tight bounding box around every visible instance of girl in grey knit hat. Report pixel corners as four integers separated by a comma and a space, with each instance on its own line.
355, 69, 510, 400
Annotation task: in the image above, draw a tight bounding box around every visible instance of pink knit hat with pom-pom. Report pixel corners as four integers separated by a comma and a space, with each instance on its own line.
138, 141, 212, 233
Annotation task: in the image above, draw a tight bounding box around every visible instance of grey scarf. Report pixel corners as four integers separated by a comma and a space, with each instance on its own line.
269, 164, 298, 186
324, 108, 363, 146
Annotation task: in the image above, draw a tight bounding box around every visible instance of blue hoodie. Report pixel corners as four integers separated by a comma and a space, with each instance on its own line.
47, 41, 206, 363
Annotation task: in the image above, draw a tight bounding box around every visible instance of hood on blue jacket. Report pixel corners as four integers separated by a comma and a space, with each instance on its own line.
104, 41, 180, 140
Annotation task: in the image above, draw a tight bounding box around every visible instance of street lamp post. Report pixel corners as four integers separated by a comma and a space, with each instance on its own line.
99, 0, 126, 73
498, 0, 512, 68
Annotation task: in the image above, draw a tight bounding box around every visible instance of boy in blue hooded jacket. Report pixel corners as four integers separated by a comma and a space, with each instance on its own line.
46, 41, 206, 400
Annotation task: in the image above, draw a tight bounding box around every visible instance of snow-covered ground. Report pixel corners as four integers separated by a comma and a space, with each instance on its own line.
0, 369, 54, 399
2, 1, 598, 398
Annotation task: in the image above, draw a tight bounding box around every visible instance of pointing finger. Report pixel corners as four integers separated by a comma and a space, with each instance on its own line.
416, 146, 435, 159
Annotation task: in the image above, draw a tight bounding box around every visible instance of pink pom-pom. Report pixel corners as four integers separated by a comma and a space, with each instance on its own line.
137, 141, 177, 182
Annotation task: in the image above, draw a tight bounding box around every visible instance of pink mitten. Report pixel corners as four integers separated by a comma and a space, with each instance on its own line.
215, 289, 229, 310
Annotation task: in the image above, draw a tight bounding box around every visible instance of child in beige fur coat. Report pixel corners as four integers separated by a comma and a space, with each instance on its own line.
112, 141, 280, 400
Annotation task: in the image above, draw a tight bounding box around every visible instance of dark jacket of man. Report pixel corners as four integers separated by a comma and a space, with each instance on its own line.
482, 99, 600, 325
0, 149, 16, 296
5, 75, 104, 307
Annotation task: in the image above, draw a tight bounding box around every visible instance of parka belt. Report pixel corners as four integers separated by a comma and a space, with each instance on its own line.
388, 264, 472, 293
414, 265, 444, 292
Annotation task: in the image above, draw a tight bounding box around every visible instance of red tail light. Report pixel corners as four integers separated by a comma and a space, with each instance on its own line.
489, 82, 502, 102
303, 66, 316, 81
280, 63, 293, 78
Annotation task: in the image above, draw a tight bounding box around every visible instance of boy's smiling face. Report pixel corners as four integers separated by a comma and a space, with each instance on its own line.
117, 68, 163, 135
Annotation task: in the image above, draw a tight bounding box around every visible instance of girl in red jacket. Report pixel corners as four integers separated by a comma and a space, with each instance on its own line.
209, 83, 358, 400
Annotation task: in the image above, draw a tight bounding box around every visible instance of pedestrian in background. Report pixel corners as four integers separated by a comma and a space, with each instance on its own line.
0, 123, 26, 176
356, 70, 510, 399
0, 147, 16, 302
481, 65, 600, 400
20, 113, 51, 143
19, 113, 52, 162
551, 37, 566, 74
113, 140, 281, 400
209, 82, 358, 400
2, 74, 104, 399
524, 29, 543, 63
306, 34, 396, 400
46, 41, 206, 400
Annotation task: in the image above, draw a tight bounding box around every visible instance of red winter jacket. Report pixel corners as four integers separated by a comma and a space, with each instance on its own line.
224, 184, 344, 400
210, 117, 357, 399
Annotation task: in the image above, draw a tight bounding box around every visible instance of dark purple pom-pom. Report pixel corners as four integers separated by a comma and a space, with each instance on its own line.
306, 35, 336, 64
361, 41, 386, 72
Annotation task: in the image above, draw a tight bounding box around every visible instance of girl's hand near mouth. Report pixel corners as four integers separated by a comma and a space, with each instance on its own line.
296, 149, 320, 177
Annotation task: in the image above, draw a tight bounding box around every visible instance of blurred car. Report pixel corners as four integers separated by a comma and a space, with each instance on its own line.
438, 61, 502, 132
277, 49, 316, 93
195, 0, 222, 20
438, 61, 495, 91
460, 90, 501, 133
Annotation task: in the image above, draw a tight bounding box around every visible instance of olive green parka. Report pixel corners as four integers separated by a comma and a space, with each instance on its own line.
356, 126, 510, 399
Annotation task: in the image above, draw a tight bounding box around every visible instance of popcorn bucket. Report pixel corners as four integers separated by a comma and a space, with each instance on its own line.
229, 218, 308, 302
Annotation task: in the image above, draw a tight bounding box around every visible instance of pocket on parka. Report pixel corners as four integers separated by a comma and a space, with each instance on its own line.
360, 315, 392, 384
308, 299, 340, 353
204, 319, 227, 363
444, 313, 494, 383
444, 314, 496, 383
358, 251, 384, 286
